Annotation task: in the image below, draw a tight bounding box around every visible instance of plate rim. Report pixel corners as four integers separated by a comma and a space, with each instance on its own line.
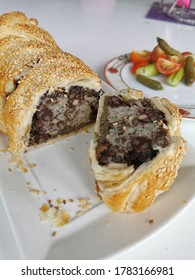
104, 53, 195, 120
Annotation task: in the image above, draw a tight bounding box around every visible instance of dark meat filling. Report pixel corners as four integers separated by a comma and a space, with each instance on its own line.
96, 95, 169, 168
29, 86, 100, 145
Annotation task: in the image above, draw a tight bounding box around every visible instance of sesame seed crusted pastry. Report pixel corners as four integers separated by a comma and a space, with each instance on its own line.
0, 12, 61, 133
0, 40, 75, 133
3, 56, 101, 166
0, 11, 102, 166
89, 89, 186, 213
0, 11, 57, 46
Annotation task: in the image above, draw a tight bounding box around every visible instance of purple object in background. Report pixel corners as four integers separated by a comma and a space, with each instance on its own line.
146, 2, 195, 26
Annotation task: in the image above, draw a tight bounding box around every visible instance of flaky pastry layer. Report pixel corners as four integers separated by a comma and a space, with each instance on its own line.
3, 57, 101, 164
0, 11, 102, 167
89, 89, 186, 213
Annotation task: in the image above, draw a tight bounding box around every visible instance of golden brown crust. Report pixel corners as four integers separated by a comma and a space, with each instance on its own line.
0, 11, 102, 166
0, 40, 64, 133
0, 11, 57, 46
0, 11, 60, 133
89, 89, 186, 213
0, 11, 38, 26
3, 56, 101, 164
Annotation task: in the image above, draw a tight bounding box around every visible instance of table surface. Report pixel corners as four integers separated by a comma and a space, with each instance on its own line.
0, 0, 195, 260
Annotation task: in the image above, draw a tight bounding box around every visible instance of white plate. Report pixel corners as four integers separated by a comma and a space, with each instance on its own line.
104, 54, 195, 119
0, 81, 195, 260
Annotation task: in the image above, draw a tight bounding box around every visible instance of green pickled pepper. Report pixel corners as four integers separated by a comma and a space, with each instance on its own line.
136, 74, 163, 90
184, 56, 194, 86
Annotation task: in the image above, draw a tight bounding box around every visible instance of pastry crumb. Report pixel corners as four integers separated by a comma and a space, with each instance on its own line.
76, 210, 83, 216
76, 197, 91, 216
40, 203, 49, 213
78, 197, 91, 209
29, 188, 45, 196
22, 167, 28, 173
56, 198, 63, 204
47, 208, 71, 227
39, 213, 46, 221
39, 196, 92, 226
29, 163, 36, 169
148, 219, 154, 224
40, 199, 71, 227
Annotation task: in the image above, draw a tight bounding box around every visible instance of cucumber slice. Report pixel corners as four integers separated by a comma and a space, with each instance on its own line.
167, 67, 184, 87
136, 63, 159, 77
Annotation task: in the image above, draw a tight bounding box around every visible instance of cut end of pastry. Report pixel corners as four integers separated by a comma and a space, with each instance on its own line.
4, 69, 102, 165
0, 11, 102, 168
89, 88, 187, 213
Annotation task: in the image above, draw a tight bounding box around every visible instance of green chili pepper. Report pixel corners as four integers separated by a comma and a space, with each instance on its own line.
136, 63, 159, 77
184, 56, 194, 86
157, 37, 180, 56
167, 67, 184, 87
136, 74, 163, 90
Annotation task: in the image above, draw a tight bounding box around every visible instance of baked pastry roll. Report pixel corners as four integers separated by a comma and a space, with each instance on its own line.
0, 11, 57, 46
0, 11, 60, 133
0, 39, 74, 133
0, 11, 102, 152
3, 56, 102, 166
0, 12, 102, 168
89, 89, 186, 213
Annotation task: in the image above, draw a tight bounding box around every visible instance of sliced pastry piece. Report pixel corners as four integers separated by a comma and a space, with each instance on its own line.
3, 57, 102, 166
89, 89, 186, 213
0, 40, 74, 133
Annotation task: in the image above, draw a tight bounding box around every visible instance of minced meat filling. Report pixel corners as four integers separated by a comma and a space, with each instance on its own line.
96, 95, 169, 167
29, 86, 100, 145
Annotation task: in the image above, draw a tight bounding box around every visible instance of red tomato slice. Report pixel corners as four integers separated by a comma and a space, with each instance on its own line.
178, 57, 185, 67
168, 54, 182, 63
156, 57, 180, 75
150, 45, 167, 62
130, 61, 149, 75
181, 52, 195, 68
181, 51, 192, 56
130, 50, 151, 63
